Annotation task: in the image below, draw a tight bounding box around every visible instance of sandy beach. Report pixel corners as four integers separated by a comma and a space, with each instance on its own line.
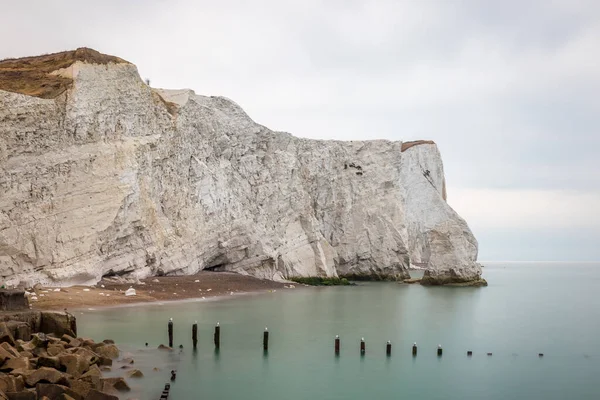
29, 271, 291, 311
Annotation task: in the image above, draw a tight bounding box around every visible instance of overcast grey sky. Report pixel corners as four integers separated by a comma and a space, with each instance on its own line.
2, 0, 599, 261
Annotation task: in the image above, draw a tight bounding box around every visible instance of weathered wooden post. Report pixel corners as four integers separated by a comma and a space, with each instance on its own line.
386, 340, 392, 356
192, 321, 198, 350
214, 322, 220, 349
168, 318, 173, 348
263, 327, 269, 351
334, 335, 340, 355
160, 383, 170, 399
360, 338, 365, 355
412, 342, 417, 357
437, 344, 443, 357
467, 350, 472, 356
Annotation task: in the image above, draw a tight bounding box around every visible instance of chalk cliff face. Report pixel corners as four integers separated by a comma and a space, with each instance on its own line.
0, 49, 482, 286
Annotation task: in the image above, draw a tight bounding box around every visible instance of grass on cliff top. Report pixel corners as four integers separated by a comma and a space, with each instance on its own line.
289, 277, 355, 286
0, 47, 129, 99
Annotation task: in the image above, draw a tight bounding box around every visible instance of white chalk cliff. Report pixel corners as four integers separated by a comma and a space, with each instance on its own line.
0, 49, 483, 286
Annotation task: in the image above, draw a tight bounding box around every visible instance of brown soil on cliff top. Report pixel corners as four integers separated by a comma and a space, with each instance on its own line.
400, 140, 436, 152
0, 47, 128, 99
30, 271, 289, 311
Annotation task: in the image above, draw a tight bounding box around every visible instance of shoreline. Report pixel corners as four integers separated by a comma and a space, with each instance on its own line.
29, 271, 292, 312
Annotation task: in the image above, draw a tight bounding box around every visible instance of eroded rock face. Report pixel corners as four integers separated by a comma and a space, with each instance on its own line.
0, 50, 481, 285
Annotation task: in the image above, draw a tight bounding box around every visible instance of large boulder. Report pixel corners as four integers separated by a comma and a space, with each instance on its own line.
0, 291, 28, 312
94, 345, 118, 360
0, 375, 24, 392
0, 345, 19, 360
85, 390, 119, 400
0, 358, 30, 373
24, 367, 69, 387
0, 325, 14, 347
4, 390, 36, 400
36, 357, 60, 370
101, 377, 130, 392
39, 313, 76, 338
35, 383, 83, 400
59, 354, 88, 378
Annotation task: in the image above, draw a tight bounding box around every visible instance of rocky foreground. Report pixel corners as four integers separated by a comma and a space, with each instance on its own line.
0, 48, 483, 287
0, 330, 131, 400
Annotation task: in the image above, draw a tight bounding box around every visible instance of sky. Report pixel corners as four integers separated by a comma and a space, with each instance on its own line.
2, 0, 599, 261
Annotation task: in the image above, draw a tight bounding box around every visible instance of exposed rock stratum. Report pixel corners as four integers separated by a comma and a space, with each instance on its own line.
0, 49, 483, 286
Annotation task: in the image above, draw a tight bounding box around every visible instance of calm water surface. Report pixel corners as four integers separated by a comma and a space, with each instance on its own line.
78, 262, 600, 399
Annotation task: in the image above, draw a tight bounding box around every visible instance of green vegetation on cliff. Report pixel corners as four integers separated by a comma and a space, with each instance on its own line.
289, 277, 354, 286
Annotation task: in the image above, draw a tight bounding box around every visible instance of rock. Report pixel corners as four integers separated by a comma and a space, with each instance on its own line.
403, 278, 421, 284
101, 377, 130, 392
0, 49, 481, 286
24, 367, 69, 387
39, 313, 76, 338
94, 345, 118, 360
0, 344, 20, 360
71, 348, 99, 366
124, 369, 143, 378
157, 345, 171, 351
36, 356, 61, 370
66, 378, 92, 398
0, 324, 15, 347
46, 344, 66, 357
0, 348, 16, 365
120, 358, 134, 365
59, 354, 88, 378
1, 358, 31, 372
101, 340, 114, 345
0, 375, 24, 392
35, 383, 83, 400
4, 390, 36, 400
124, 288, 136, 297
99, 366, 111, 372
85, 390, 119, 400
0, 290, 29, 312
5, 323, 30, 342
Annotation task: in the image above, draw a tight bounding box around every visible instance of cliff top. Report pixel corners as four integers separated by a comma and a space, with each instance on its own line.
0, 47, 129, 99
401, 140, 436, 152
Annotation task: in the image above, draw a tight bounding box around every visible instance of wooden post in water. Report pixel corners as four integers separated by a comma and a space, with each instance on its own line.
214, 322, 220, 349
360, 338, 365, 355
192, 321, 198, 350
334, 335, 340, 355
263, 327, 269, 351
437, 344, 443, 357
168, 318, 174, 348
386, 340, 392, 356
467, 350, 472, 356
412, 342, 417, 357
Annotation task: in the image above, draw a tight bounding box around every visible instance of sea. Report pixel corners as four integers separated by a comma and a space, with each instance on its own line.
78, 262, 600, 400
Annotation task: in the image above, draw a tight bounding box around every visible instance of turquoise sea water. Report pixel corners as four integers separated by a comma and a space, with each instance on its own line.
78, 262, 599, 399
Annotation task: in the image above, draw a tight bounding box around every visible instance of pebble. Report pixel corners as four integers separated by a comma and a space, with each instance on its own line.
39, 294, 45, 297
206, 288, 212, 292
152, 279, 160, 283
194, 280, 200, 283
53, 288, 61, 292
83, 288, 90, 292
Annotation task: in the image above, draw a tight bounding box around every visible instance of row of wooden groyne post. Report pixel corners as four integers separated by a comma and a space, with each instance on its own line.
165, 320, 546, 357
159, 320, 545, 399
